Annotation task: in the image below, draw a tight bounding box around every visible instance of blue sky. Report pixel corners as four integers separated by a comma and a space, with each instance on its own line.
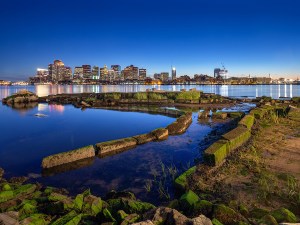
0, 0, 300, 80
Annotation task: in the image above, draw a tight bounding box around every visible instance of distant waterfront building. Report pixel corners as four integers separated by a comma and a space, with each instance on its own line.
214, 68, 228, 79
36, 68, 49, 82
111, 65, 121, 80
161, 72, 169, 82
48, 60, 68, 82
82, 65, 92, 79
64, 67, 72, 80
74, 67, 83, 79
154, 73, 161, 80
100, 65, 109, 80
172, 67, 176, 80
123, 65, 139, 80
92, 66, 99, 79
139, 68, 147, 80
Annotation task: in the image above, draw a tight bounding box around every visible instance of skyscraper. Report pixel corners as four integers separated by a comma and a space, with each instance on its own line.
92, 66, 99, 79
74, 67, 83, 79
123, 65, 138, 80
48, 60, 66, 82
100, 65, 109, 80
161, 72, 169, 82
172, 67, 176, 80
139, 68, 147, 80
82, 65, 92, 79
111, 65, 121, 80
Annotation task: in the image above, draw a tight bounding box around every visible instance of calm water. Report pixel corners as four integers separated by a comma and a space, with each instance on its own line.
0, 85, 258, 203
0, 84, 299, 100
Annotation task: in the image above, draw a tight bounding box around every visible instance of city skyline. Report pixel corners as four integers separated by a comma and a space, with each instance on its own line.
1, 0, 300, 80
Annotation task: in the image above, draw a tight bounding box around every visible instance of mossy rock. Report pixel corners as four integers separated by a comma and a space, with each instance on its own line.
116, 210, 128, 222
123, 199, 155, 214
121, 213, 140, 225
228, 112, 245, 119
179, 190, 200, 210
13, 184, 37, 198
212, 218, 224, 225
270, 207, 297, 223
19, 203, 37, 220
250, 109, 266, 119
102, 208, 116, 222
204, 140, 228, 166
82, 195, 103, 216
1, 183, 12, 191
74, 194, 84, 211
39, 201, 64, 215
194, 200, 213, 216
259, 214, 278, 225
167, 199, 179, 209
0, 190, 14, 203
107, 198, 123, 213
48, 192, 68, 202
213, 204, 246, 225
238, 204, 249, 218
51, 210, 81, 225
20, 213, 48, 225
151, 128, 168, 140
174, 166, 196, 191
238, 115, 255, 130
222, 126, 251, 153
249, 207, 269, 219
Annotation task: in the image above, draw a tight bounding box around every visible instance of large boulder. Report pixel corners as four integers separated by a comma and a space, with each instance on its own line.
212, 204, 247, 225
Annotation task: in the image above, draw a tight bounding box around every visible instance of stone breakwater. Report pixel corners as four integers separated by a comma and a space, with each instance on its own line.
174, 104, 290, 191
41, 112, 193, 169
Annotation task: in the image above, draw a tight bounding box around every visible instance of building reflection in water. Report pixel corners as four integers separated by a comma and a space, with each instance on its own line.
49, 104, 64, 113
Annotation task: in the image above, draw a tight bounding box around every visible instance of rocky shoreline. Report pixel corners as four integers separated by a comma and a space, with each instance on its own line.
1, 90, 300, 224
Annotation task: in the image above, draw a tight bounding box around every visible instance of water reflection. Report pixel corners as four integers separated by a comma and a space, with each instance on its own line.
1, 84, 299, 100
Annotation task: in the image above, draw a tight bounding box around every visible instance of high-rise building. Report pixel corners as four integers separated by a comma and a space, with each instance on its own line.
154, 73, 161, 80
92, 66, 99, 79
48, 60, 67, 82
161, 72, 169, 82
111, 65, 121, 80
64, 67, 72, 80
100, 65, 109, 80
123, 65, 138, 80
139, 68, 147, 80
82, 65, 92, 79
74, 67, 83, 79
172, 67, 176, 80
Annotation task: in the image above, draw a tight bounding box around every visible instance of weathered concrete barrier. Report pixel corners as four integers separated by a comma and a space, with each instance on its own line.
203, 140, 229, 166
151, 128, 169, 140
174, 166, 196, 191
238, 114, 255, 129
96, 137, 137, 155
212, 112, 228, 120
167, 112, 192, 135
222, 126, 251, 153
42, 145, 95, 169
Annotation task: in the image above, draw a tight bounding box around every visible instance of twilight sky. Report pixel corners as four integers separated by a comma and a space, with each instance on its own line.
0, 0, 300, 80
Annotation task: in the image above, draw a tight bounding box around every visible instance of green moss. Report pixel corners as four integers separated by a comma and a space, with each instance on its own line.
259, 215, 278, 225
51, 210, 80, 225
2, 183, 12, 191
103, 208, 116, 222
116, 210, 128, 222
65, 214, 82, 225
194, 200, 213, 216
238, 204, 249, 218
13, 184, 37, 197
213, 204, 245, 225
204, 140, 228, 166
124, 199, 155, 214
19, 203, 37, 220
228, 112, 245, 119
148, 92, 167, 100
271, 207, 297, 223
105, 93, 122, 100
212, 218, 224, 225
176, 90, 201, 101
250, 109, 267, 119
133, 92, 148, 100
82, 195, 102, 216
250, 207, 269, 219
179, 190, 200, 210
0, 190, 14, 203
48, 192, 68, 202
238, 115, 255, 130
21, 214, 48, 225
174, 166, 196, 191
222, 126, 251, 153
167, 199, 179, 209
74, 194, 84, 211
292, 96, 300, 103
